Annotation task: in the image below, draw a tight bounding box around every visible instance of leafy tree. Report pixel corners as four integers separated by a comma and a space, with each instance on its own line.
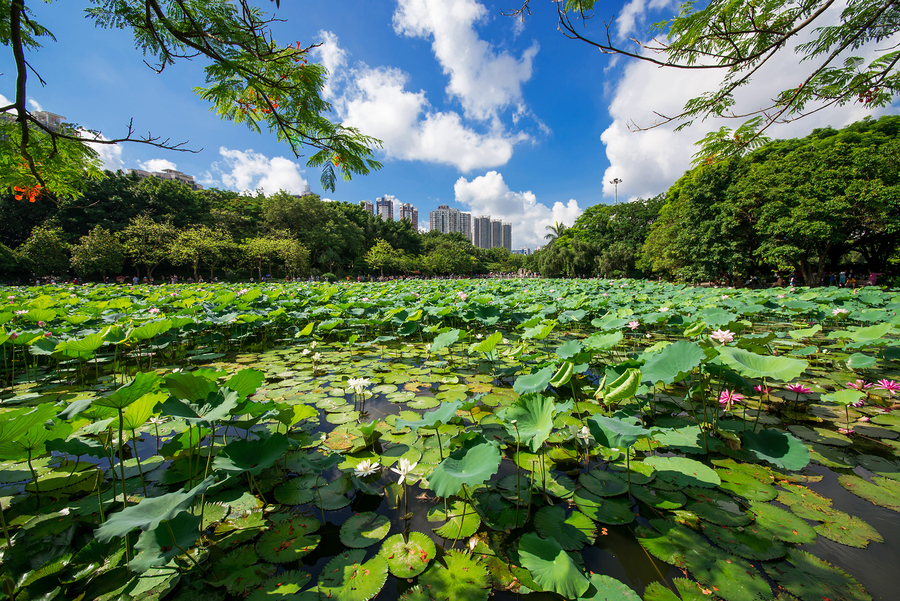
70, 226, 126, 279
169, 226, 233, 281
544, 221, 568, 242
419, 231, 479, 275
530, 0, 899, 162
278, 238, 310, 279
241, 235, 282, 281
0, 243, 23, 277
365, 239, 401, 276
121, 214, 177, 279
17, 226, 69, 277
0, 187, 57, 249
3, 0, 381, 199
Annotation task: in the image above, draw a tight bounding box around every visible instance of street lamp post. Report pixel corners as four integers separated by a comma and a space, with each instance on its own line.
609, 177, 622, 205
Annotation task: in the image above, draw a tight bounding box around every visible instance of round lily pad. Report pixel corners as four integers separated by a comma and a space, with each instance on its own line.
839, 474, 900, 511
642, 456, 721, 488
578, 573, 641, 601
317, 549, 388, 601
747, 501, 816, 544
685, 494, 752, 527
273, 476, 317, 505
427, 501, 481, 539
764, 549, 872, 601
702, 522, 787, 560
339, 512, 391, 548
813, 511, 883, 548
378, 532, 436, 578
856, 454, 900, 481
533, 506, 596, 551
630, 484, 686, 510
256, 515, 321, 563
247, 571, 314, 601
418, 549, 491, 601
717, 470, 777, 501
580, 470, 628, 497
787, 425, 852, 447
574, 490, 635, 525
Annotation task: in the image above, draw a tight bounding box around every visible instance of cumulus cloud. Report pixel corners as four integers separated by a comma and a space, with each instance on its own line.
316, 35, 527, 172
454, 171, 582, 249
200, 147, 308, 195
27, 98, 43, 112
614, 0, 676, 42
138, 158, 177, 173
79, 129, 125, 172
393, 0, 538, 123
316, 30, 348, 100
601, 2, 900, 202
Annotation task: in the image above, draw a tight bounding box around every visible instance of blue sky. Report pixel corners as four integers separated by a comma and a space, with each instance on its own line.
4, 0, 898, 249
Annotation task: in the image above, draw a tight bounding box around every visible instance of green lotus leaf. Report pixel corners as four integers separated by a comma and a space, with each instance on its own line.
94, 371, 161, 410
635, 519, 703, 565
681, 543, 772, 601
378, 532, 436, 578
474, 331, 502, 354
573, 490, 635, 525
599, 368, 641, 404
838, 474, 900, 511
471, 489, 527, 530
517, 532, 590, 599
533, 506, 596, 551
746, 501, 816, 544
556, 339, 583, 360
213, 432, 289, 476
642, 578, 713, 601
57, 332, 105, 357
549, 360, 575, 387
847, 353, 877, 369
641, 340, 705, 384
95, 476, 214, 542
430, 329, 461, 354
118, 391, 166, 431
587, 415, 651, 450
812, 509, 882, 548
317, 549, 388, 601
717, 470, 777, 501
820, 389, 865, 406
579, 470, 628, 497
428, 500, 481, 539
642, 456, 721, 488
513, 366, 554, 395
0, 404, 58, 456
428, 440, 501, 498
225, 368, 265, 399
339, 512, 391, 548
208, 546, 274, 594
130, 319, 172, 342
787, 425, 852, 447
161, 371, 218, 403
256, 515, 321, 563
702, 522, 787, 560
850, 322, 893, 342
583, 330, 623, 350
394, 400, 461, 432
717, 346, 808, 382
129, 511, 202, 573
764, 549, 872, 601
247, 571, 314, 601
577, 573, 640, 601
500, 393, 570, 452
629, 484, 686, 509
418, 548, 491, 601
743, 429, 810, 470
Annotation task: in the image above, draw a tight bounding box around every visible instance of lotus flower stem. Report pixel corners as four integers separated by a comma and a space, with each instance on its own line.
130, 428, 148, 497
434, 427, 444, 461
513, 422, 521, 528
116, 408, 128, 511
96, 479, 105, 523
0, 498, 10, 549
752, 380, 768, 433
454, 484, 471, 545
26, 448, 40, 508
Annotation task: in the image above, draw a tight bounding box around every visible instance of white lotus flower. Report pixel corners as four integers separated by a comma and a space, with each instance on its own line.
312, 352, 322, 362
354, 459, 381, 477
347, 377, 371, 395
710, 329, 735, 344
391, 458, 418, 485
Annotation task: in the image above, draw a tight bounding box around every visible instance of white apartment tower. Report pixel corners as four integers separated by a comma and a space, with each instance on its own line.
429, 205, 471, 238
375, 195, 395, 220
399, 203, 418, 225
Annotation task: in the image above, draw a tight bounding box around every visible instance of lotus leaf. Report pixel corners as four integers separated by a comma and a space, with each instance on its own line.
574, 490, 635, 525
95, 476, 214, 542
533, 506, 596, 551
512, 366, 554, 395
213, 432, 289, 476
641, 340, 705, 384
94, 371, 161, 410
764, 549, 872, 601
428, 500, 481, 539
642, 456, 721, 488
580, 470, 628, 497
702, 522, 787, 560
417, 549, 491, 601
681, 543, 773, 601
500, 393, 570, 452
378, 532, 435, 578
247, 571, 314, 601
643, 578, 713, 601
629, 484, 686, 509
394, 400, 461, 432
718, 346, 808, 382
587, 415, 652, 450
129, 511, 202, 572
339, 512, 390, 548
518, 533, 590, 599
742, 429, 810, 470
256, 515, 321, 562
577, 574, 640, 601
317, 549, 388, 601
208, 546, 275, 594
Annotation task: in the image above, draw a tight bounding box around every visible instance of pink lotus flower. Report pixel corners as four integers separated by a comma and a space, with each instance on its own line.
719, 390, 744, 409
754, 385, 770, 394
832, 308, 849, 316
859, 416, 871, 422
148, 308, 160, 314
628, 321, 640, 330
37, 321, 45, 327
457, 292, 467, 301
837, 427, 856, 436
44, 332, 52, 338
710, 329, 734, 344
785, 384, 812, 395
9, 332, 17, 340
777, 294, 785, 299
875, 379, 900, 397
845, 380, 873, 391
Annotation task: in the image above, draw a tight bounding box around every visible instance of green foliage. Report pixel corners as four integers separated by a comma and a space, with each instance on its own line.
69, 226, 125, 278
17, 225, 69, 277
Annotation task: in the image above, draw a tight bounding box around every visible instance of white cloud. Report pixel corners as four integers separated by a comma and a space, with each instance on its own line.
316, 30, 348, 100
615, 0, 676, 42
27, 98, 42, 112
200, 147, 308, 195
393, 0, 538, 122
601, 4, 900, 202
79, 129, 124, 172
335, 62, 526, 171
454, 171, 582, 249
138, 158, 177, 173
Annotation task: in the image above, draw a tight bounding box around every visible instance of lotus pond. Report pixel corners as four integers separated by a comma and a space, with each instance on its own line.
1, 279, 900, 601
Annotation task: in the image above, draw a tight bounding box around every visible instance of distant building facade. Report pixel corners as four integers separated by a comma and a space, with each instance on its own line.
502, 223, 512, 252
429, 205, 471, 238
473, 216, 492, 249
491, 220, 503, 248
375, 195, 395, 220
126, 167, 204, 191
359, 200, 374, 215
399, 203, 418, 225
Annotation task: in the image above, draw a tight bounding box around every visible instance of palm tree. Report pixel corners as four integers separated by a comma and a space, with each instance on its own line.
544, 221, 567, 243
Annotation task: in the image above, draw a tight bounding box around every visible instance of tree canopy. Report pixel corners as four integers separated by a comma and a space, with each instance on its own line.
518, 0, 900, 162
1, 0, 382, 202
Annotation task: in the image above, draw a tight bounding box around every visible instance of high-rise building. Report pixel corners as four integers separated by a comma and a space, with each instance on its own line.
399, 203, 418, 225
474, 215, 492, 249
429, 205, 471, 238
359, 200, 374, 215
502, 223, 512, 252
375, 195, 395, 220
491, 219, 503, 248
